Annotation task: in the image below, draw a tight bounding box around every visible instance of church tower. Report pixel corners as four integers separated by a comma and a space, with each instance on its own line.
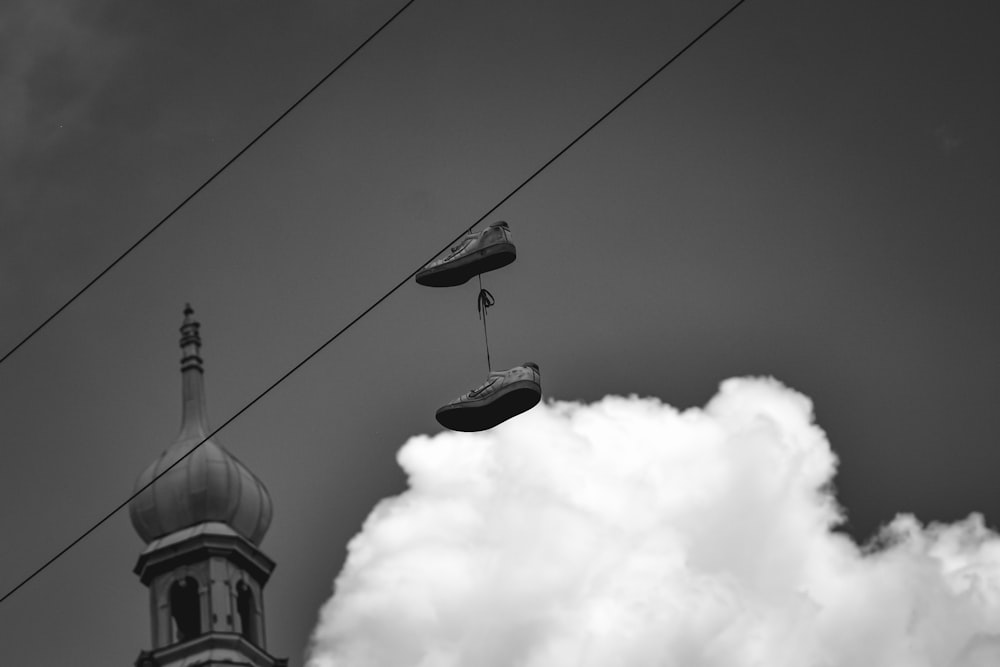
129, 306, 286, 667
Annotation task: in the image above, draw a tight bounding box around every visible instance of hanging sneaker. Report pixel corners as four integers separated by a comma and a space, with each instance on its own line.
416, 221, 516, 287
436, 362, 541, 431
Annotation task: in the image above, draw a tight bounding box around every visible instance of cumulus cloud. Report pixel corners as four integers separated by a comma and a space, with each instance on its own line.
307, 378, 1000, 667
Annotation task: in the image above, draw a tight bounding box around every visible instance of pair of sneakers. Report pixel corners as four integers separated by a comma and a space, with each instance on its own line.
416, 222, 542, 432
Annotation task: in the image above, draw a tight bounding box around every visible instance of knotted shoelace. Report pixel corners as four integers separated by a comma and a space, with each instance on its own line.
477, 277, 495, 372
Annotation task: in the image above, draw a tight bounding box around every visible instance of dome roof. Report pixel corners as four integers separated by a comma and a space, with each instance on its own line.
129, 434, 273, 545
129, 306, 273, 545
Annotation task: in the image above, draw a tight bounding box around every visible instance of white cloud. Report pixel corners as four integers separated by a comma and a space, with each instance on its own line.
307, 377, 1000, 667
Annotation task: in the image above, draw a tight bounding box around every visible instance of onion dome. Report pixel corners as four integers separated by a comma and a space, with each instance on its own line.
129, 305, 273, 545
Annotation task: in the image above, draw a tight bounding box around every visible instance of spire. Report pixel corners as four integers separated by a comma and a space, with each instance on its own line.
129, 304, 274, 546
179, 304, 208, 437
130, 309, 283, 664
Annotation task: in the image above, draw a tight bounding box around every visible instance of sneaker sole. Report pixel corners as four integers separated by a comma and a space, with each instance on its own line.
435, 380, 541, 432
415, 243, 516, 287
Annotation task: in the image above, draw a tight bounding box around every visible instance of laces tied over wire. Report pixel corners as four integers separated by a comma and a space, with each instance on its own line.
477, 276, 494, 373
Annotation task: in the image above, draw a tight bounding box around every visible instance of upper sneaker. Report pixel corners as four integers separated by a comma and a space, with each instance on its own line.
436, 362, 541, 432
416, 221, 516, 287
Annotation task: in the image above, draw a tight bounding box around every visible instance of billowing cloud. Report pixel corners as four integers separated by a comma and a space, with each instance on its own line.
307, 378, 1000, 667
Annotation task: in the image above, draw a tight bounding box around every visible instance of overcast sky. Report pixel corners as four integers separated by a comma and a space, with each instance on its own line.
1, 0, 999, 665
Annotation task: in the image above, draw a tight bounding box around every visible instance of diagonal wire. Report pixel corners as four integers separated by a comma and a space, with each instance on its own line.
0, 0, 749, 607
0, 0, 419, 370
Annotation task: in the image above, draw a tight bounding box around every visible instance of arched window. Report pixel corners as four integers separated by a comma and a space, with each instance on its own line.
170, 577, 201, 642
236, 581, 258, 644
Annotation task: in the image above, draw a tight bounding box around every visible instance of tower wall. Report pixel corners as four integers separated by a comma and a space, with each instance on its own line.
134, 523, 285, 666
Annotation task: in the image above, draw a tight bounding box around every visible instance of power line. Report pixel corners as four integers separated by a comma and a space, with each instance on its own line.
0, 0, 748, 607
0, 0, 419, 370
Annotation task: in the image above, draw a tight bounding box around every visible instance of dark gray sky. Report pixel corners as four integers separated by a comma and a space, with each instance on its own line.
1, 0, 998, 664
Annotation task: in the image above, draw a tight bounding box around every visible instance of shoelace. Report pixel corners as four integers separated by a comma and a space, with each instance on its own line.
468, 374, 499, 397
477, 276, 494, 373
477, 288, 494, 319
449, 234, 474, 255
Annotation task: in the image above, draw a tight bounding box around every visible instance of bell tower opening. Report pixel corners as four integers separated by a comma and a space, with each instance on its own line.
236, 580, 259, 644
170, 577, 201, 642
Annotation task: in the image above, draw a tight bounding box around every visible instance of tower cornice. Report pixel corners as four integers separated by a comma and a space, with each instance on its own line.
137, 632, 288, 667
134, 522, 275, 586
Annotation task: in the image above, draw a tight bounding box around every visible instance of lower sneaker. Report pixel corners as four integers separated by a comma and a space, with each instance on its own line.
436, 362, 541, 431
416, 221, 516, 287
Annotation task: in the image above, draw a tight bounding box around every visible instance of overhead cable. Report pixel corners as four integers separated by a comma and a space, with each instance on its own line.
0, 0, 748, 607
0, 0, 419, 369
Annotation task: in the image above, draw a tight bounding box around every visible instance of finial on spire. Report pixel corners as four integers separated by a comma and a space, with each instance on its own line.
178, 304, 208, 435
180, 304, 202, 371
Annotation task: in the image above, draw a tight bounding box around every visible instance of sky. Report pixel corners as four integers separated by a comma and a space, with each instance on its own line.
0, 0, 999, 665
